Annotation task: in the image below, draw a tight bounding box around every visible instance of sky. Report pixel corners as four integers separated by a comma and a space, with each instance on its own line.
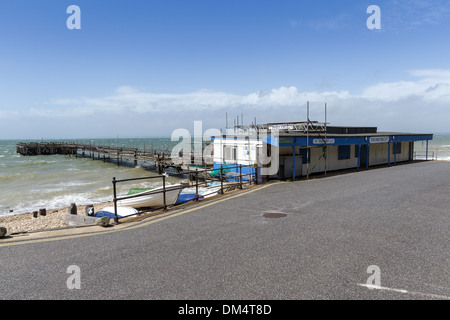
1, 0, 450, 139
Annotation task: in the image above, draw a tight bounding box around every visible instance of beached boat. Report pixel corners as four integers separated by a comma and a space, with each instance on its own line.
176, 185, 221, 204
95, 206, 139, 219
117, 184, 183, 208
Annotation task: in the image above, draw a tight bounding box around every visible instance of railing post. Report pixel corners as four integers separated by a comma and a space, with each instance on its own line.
113, 177, 119, 224
195, 169, 199, 201
255, 165, 258, 185
220, 165, 224, 194
163, 174, 167, 211
239, 164, 243, 189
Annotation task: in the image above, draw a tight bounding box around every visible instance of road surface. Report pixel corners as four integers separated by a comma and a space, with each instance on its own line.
1, 161, 449, 301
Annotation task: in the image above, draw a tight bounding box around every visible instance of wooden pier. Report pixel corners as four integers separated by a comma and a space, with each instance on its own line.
16, 142, 184, 174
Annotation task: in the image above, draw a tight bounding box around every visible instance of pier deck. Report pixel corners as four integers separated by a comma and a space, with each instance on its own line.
16, 142, 182, 173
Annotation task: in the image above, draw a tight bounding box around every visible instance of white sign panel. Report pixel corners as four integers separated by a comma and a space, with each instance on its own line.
268, 124, 294, 130
370, 136, 389, 144
312, 139, 335, 145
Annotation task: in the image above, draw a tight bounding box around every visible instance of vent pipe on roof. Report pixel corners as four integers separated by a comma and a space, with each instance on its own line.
226, 112, 228, 129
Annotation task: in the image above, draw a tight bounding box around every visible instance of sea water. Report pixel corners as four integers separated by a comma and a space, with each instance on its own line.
413, 133, 450, 161
0, 138, 182, 216
1, 134, 449, 217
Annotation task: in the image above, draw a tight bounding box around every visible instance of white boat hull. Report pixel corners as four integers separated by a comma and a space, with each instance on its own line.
180, 186, 221, 198
117, 184, 183, 208
96, 206, 139, 218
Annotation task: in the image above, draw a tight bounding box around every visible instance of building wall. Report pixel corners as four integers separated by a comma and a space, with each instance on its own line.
299, 142, 411, 176
301, 145, 359, 176
215, 138, 413, 178
279, 146, 294, 156
369, 143, 389, 166
213, 138, 261, 165
370, 141, 410, 165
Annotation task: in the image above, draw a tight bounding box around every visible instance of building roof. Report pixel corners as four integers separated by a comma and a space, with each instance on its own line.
278, 131, 433, 138
214, 126, 433, 147
214, 122, 433, 147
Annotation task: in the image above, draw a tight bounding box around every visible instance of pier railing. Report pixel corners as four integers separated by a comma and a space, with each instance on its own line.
16, 141, 210, 173
111, 164, 258, 223
413, 151, 437, 161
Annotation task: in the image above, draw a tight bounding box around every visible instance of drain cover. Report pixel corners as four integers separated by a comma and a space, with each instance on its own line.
263, 213, 287, 218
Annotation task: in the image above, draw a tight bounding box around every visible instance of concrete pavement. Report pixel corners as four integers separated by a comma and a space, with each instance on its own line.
0, 161, 449, 300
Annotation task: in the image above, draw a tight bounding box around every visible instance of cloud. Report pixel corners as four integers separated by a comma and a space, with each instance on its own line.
289, 19, 301, 28
51, 86, 245, 115
11, 69, 450, 114
307, 14, 350, 31
2, 69, 450, 138
361, 69, 450, 102
409, 69, 450, 79
0, 110, 20, 118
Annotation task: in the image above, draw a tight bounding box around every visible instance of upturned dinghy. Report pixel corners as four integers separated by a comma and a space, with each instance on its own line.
117, 184, 183, 208
95, 206, 139, 219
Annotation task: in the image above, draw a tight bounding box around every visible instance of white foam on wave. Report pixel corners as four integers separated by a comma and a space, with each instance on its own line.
27, 181, 97, 194
0, 205, 12, 216
96, 186, 112, 191
4, 192, 113, 216
52, 181, 97, 187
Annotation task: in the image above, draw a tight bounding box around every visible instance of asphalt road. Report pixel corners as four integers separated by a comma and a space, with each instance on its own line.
1, 161, 449, 300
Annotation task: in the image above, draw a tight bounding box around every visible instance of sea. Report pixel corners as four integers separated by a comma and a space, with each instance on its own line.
0, 138, 184, 216
413, 134, 450, 161
1, 134, 450, 217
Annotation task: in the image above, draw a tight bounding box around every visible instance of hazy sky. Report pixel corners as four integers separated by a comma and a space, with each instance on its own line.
1, 0, 450, 139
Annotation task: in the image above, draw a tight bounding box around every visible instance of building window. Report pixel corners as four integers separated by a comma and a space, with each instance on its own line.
392, 142, 402, 154
223, 146, 237, 161
299, 148, 310, 164
338, 145, 351, 160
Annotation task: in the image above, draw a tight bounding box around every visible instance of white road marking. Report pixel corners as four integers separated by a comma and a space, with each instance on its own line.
358, 283, 450, 299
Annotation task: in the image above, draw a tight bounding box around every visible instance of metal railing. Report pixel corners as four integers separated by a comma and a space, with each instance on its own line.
413, 151, 437, 161
111, 164, 258, 224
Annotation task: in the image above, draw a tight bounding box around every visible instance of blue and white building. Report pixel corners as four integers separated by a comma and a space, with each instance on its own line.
212, 121, 433, 180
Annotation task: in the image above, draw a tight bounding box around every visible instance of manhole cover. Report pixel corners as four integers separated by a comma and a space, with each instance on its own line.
263, 213, 287, 218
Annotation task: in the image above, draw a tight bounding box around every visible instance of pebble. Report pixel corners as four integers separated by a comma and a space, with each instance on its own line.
0, 226, 7, 238
0, 201, 113, 235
